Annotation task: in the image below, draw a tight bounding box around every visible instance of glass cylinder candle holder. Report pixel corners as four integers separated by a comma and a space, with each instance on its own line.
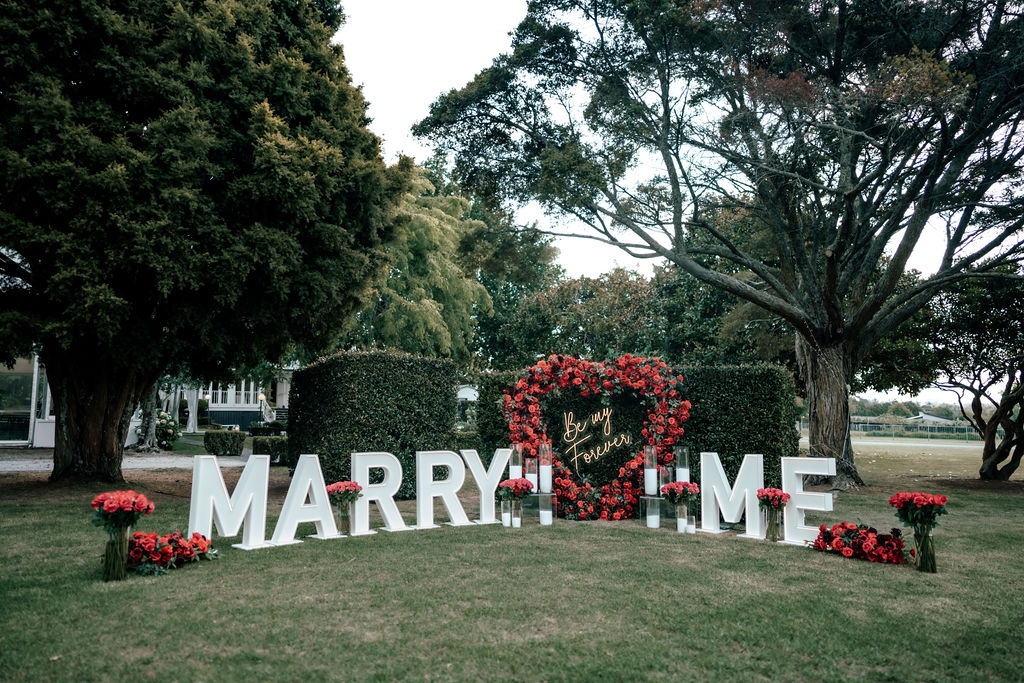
676, 504, 688, 533
673, 445, 690, 483
539, 494, 553, 526
643, 445, 658, 496
538, 443, 553, 493
644, 497, 660, 529
501, 499, 522, 528
525, 456, 538, 492
659, 465, 672, 490
688, 500, 699, 534
509, 443, 524, 480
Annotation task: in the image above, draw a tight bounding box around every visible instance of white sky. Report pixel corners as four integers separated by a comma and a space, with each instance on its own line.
336, 0, 648, 278
335, 2, 957, 406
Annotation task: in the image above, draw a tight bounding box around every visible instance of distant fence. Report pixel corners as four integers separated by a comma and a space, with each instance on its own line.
799, 421, 1003, 442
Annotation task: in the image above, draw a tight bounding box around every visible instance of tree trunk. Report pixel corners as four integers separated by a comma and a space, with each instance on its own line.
45, 352, 156, 483
797, 337, 864, 490
133, 382, 160, 453
979, 412, 1023, 481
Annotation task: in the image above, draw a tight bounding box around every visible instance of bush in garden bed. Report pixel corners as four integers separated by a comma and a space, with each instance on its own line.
252, 436, 288, 464
203, 430, 246, 457
287, 350, 457, 499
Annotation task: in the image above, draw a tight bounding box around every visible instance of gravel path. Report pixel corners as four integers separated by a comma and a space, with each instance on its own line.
0, 453, 248, 473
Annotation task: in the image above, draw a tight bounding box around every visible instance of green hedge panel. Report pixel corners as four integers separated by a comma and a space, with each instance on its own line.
287, 350, 457, 499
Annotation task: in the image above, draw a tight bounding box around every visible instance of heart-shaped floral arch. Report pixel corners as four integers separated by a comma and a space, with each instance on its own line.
502, 354, 691, 520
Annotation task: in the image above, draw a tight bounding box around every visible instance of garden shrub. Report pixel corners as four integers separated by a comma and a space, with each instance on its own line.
287, 350, 457, 498
474, 370, 523, 457
671, 364, 799, 488
249, 421, 285, 437
135, 410, 182, 450
203, 430, 246, 458
252, 436, 288, 464
477, 362, 798, 488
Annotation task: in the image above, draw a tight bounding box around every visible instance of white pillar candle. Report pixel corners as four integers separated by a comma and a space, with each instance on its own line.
644, 468, 658, 496
509, 465, 523, 479
687, 521, 696, 534
646, 509, 660, 528
526, 472, 538, 490
539, 464, 552, 493
501, 510, 512, 527
539, 509, 553, 525
512, 515, 521, 528
675, 466, 689, 483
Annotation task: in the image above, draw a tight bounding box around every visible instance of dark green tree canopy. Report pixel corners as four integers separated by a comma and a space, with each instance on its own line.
416, 0, 1024, 487
0, 0, 408, 480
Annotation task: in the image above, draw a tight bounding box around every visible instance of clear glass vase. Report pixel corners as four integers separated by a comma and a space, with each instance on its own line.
103, 526, 130, 582
335, 504, 351, 535
764, 507, 781, 543
676, 504, 688, 533
502, 499, 522, 528
914, 525, 937, 573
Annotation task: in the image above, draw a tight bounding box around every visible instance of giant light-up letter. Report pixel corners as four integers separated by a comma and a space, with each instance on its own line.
188, 455, 272, 550
700, 452, 765, 538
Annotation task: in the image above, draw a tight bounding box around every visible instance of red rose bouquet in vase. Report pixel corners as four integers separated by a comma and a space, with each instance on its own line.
661, 481, 700, 534
497, 477, 534, 528
756, 488, 790, 543
90, 490, 155, 581
889, 491, 948, 573
326, 481, 363, 535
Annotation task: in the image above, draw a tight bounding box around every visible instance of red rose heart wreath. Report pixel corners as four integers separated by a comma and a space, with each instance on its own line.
503, 354, 691, 520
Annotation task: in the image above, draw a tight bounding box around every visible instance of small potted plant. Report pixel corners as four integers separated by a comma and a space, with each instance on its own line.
496, 477, 534, 528
756, 488, 790, 543
326, 481, 363, 535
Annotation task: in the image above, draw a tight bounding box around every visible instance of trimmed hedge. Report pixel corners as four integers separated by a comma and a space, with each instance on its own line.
203, 430, 246, 458
475, 362, 799, 488
252, 436, 288, 464
249, 421, 286, 437
672, 364, 799, 488
475, 370, 522, 457
287, 350, 457, 499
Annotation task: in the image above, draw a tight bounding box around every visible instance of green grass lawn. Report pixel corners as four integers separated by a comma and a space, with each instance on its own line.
1, 447, 1021, 681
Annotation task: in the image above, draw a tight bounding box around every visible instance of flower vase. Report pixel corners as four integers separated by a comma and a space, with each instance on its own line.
103, 526, 130, 582
335, 505, 351, 535
914, 526, 937, 573
765, 508, 781, 543
502, 500, 523, 528
675, 504, 688, 533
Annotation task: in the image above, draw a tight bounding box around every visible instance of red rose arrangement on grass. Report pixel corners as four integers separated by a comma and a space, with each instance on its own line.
326, 481, 363, 506
661, 481, 700, 506
326, 481, 363, 535
756, 488, 790, 510
503, 354, 690, 521
127, 531, 217, 576
90, 490, 155, 532
496, 477, 535, 501
90, 490, 156, 582
889, 491, 948, 573
813, 522, 906, 564
757, 488, 791, 542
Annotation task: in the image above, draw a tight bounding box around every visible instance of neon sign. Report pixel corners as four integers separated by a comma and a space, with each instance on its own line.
561, 408, 633, 473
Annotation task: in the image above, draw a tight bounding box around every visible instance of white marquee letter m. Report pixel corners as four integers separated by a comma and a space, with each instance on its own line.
188, 455, 272, 550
